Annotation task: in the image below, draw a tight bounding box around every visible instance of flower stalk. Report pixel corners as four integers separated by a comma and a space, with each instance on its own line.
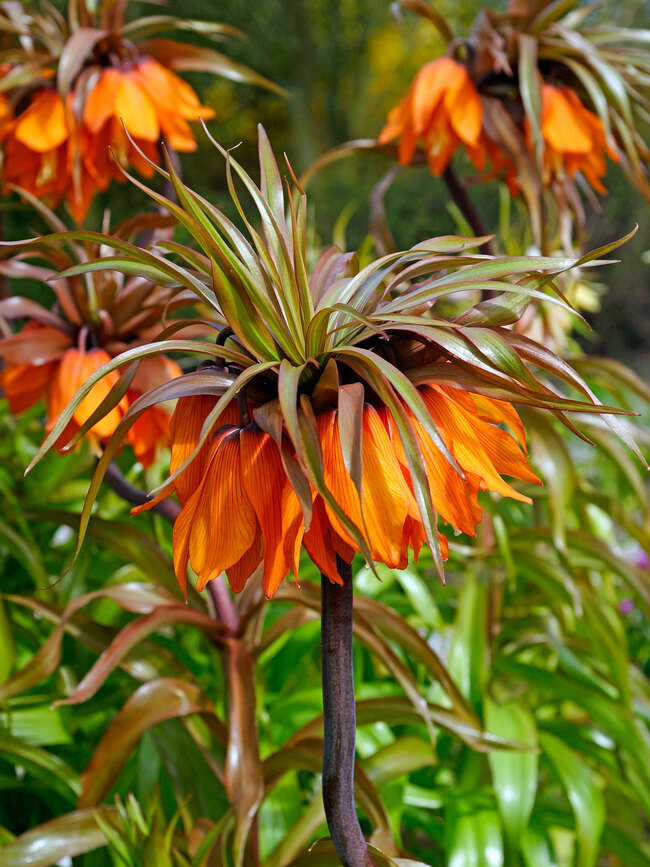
321, 559, 377, 867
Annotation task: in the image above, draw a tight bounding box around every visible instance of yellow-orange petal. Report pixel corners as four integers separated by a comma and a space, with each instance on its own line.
115, 72, 159, 142
422, 385, 541, 502
83, 69, 120, 134
134, 59, 214, 121
47, 348, 124, 443
14, 90, 68, 153
541, 85, 592, 155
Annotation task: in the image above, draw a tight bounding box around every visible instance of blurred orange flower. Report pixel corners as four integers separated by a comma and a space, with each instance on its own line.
378, 57, 483, 174
0, 1, 279, 219
0, 61, 214, 220
0, 217, 187, 464
536, 85, 619, 193
0, 330, 182, 461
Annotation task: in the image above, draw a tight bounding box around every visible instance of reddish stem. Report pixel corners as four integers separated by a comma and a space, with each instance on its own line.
442, 162, 495, 257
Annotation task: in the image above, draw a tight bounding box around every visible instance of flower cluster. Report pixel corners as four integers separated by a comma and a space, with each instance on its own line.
0, 1, 277, 219
379, 58, 616, 196
1, 60, 213, 221
34, 129, 629, 599
0, 212, 193, 463
536, 85, 619, 194
378, 58, 483, 175
137, 383, 539, 597
377, 0, 650, 209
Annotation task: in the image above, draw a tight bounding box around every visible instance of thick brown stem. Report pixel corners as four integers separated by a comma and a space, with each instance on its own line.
321, 559, 376, 867
442, 162, 495, 257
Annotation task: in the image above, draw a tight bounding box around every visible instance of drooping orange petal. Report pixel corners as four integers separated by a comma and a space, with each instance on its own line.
281, 480, 305, 583
126, 402, 171, 467
0, 361, 56, 413
75, 349, 124, 439
14, 90, 68, 153
422, 385, 541, 502
172, 480, 205, 598
155, 109, 197, 152
46, 348, 124, 443
65, 163, 97, 222
83, 69, 120, 134
541, 85, 592, 155
115, 72, 159, 142
302, 495, 344, 585
445, 69, 482, 147
240, 425, 299, 599
382, 404, 481, 536
134, 59, 215, 121
424, 103, 459, 175
168, 395, 240, 506
412, 58, 456, 137
226, 527, 263, 593
318, 406, 416, 568
378, 98, 407, 145
189, 428, 259, 591
358, 405, 419, 566
470, 393, 527, 452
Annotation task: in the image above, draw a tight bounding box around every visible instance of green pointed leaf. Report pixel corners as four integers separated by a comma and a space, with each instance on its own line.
486, 698, 538, 846
539, 732, 605, 867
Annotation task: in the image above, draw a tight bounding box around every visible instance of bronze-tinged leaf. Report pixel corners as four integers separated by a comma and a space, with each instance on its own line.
396, 0, 454, 43
224, 639, 265, 867
0, 326, 71, 365
518, 34, 543, 164
0, 295, 69, 331
79, 678, 215, 807
0, 583, 178, 702
55, 606, 226, 707
57, 27, 107, 96
0, 808, 115, 867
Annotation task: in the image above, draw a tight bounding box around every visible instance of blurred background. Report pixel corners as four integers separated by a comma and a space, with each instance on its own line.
4, 0, 649, 370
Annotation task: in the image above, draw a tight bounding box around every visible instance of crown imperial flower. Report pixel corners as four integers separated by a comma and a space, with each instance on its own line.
0, 1, 279, 219
32, 127, 635, 597
535, 85, 619, 194
379, 57, 483, 174
0, 213, 188, 462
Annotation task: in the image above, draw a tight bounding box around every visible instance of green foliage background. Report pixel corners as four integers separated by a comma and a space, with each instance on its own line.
0, 1, 649, 866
